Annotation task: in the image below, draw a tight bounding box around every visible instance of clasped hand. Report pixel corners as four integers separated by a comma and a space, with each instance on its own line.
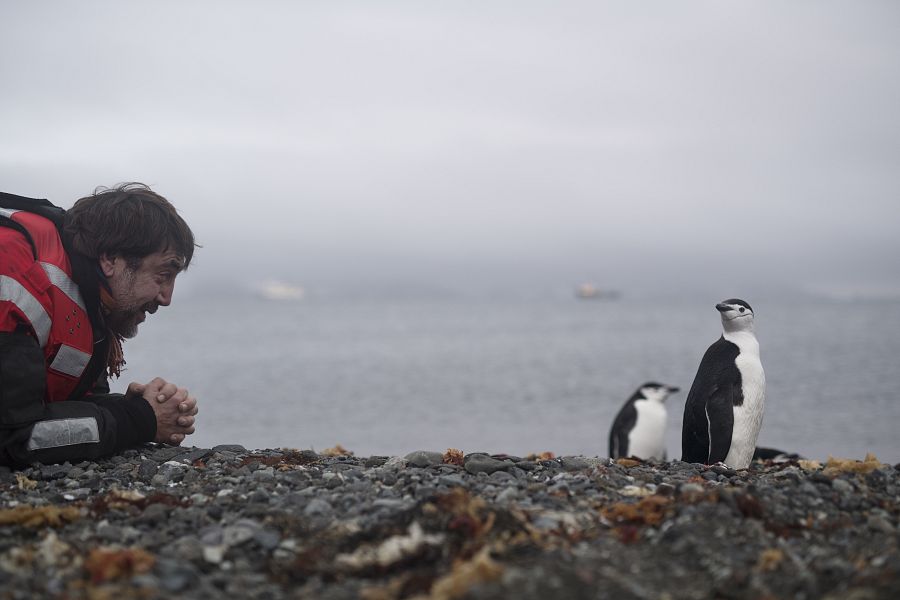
126, 377, 198, 445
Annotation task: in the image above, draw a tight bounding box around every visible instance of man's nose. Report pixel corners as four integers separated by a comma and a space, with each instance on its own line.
156, 281, 174, 306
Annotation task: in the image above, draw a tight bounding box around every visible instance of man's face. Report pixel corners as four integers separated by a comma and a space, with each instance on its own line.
101, 250, 184, 338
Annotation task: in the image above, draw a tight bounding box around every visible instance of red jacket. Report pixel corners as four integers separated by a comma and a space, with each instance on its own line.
0, 207, 94, 401
0, 193, 156, 467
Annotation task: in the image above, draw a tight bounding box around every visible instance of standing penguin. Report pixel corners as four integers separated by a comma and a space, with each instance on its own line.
681, 299, 766, 469
609, 382, 680, 460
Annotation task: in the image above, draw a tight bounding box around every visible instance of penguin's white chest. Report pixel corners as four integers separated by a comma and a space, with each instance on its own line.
724, 334, 766, 468
628, 400, 667, 460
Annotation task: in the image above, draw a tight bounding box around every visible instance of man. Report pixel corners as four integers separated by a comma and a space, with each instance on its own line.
0, 183, 199, 467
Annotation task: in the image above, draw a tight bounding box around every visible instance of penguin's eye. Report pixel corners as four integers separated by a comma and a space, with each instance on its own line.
739, 307, 745, 313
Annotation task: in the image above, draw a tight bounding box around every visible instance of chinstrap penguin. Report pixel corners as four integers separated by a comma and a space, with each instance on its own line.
609, 382, 680, 460
681, 299, 766, 469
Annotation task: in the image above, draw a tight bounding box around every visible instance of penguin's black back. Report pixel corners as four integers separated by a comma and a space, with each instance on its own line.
681, 336, 744, 464
609, 390, 643, 458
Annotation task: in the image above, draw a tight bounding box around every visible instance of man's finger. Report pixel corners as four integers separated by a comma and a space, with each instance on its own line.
143, 377, 169, 401
157, 382, 178, 403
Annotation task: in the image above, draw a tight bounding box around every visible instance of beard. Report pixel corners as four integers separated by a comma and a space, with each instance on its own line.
106, 307, 144, 339
105, 268, 157, 339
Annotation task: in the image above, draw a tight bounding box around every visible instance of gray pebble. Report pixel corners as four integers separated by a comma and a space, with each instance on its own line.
404, 451, 445, 468
464, 454, 511, 475
832, 478, 854, 493
304, 498, 332, 516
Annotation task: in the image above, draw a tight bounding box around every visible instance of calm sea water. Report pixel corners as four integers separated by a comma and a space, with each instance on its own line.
116, 295, 900, 463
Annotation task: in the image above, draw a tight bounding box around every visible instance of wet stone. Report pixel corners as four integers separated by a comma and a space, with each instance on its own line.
404, 451, 445, 468
151, 446, 193, 462
212, 444, 249, 454
178, 448, 214, 464
40, 464, 72, 481
137, 460, 159, 481
155, 559, 199, 593
559, 457, 593, 471
833, 478, 854, 493
464, 454, 512, 475
304, 498, 332, 516
365, 456, 389, 468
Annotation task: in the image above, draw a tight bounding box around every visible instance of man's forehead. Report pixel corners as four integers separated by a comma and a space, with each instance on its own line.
145, 250, 185, 271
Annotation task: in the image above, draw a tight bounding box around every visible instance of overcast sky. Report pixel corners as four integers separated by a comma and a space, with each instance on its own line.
2, 1, 899, 300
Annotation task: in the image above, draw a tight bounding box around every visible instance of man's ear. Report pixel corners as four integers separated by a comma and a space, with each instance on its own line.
98, 253, 118, 277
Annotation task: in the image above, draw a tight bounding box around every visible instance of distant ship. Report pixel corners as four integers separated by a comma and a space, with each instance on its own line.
258, 281, 305, 301
575, 283, 620, 300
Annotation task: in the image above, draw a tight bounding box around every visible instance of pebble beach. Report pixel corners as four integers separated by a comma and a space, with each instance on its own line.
1, 445, 898, 599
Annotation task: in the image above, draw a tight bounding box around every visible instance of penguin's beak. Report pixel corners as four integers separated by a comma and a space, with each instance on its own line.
715, 303, 731, 313
667, 386, 680, 393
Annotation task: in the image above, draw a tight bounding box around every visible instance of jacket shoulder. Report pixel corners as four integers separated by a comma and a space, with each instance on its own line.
1, 211, 68, 267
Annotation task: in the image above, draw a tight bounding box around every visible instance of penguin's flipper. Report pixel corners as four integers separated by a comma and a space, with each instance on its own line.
609, 402, 637, 459
681, 391, 710, 463
705, 384, 735, 464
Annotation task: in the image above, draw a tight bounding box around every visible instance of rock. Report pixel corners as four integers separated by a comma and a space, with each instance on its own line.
656, 482, 676, 496
867, 515, 895, 534
833, 478, 854, 493
155, 558, 199, 593
490, 471, 518, 484
40, 464, 71, 481
212, 444, 249, 454
254, 528, 282, 550
178, 448, 214, 464
138, 503, 170, 524
372, 498, 409, 510
304, 498, 332, 516
383, 456, 408, 470
559, 457, 593, 471
404, 451, 444, 468
222, 519, 260, 547
251, 467, 275, 483
137, 460, 158, 481
496, 487, 519, 503
150, 446, 193, 462
464, 454, 511, 475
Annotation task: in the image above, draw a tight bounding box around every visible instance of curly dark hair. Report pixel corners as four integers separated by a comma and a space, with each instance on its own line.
65, 182, 197, 270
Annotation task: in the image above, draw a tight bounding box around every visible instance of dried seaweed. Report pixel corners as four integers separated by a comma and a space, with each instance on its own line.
823, 453, 885, 477
442, 449, 464, 466
601, 495, 672, 526
0, 505, 81, 528
90, 489, 190, 514
322, 444, 354, 457
83, 547, 155, 584
429, 547, 504, 600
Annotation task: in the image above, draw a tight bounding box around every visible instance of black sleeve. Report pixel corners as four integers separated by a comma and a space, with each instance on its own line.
84, 393, 157, 449
0, 332, 157, 468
